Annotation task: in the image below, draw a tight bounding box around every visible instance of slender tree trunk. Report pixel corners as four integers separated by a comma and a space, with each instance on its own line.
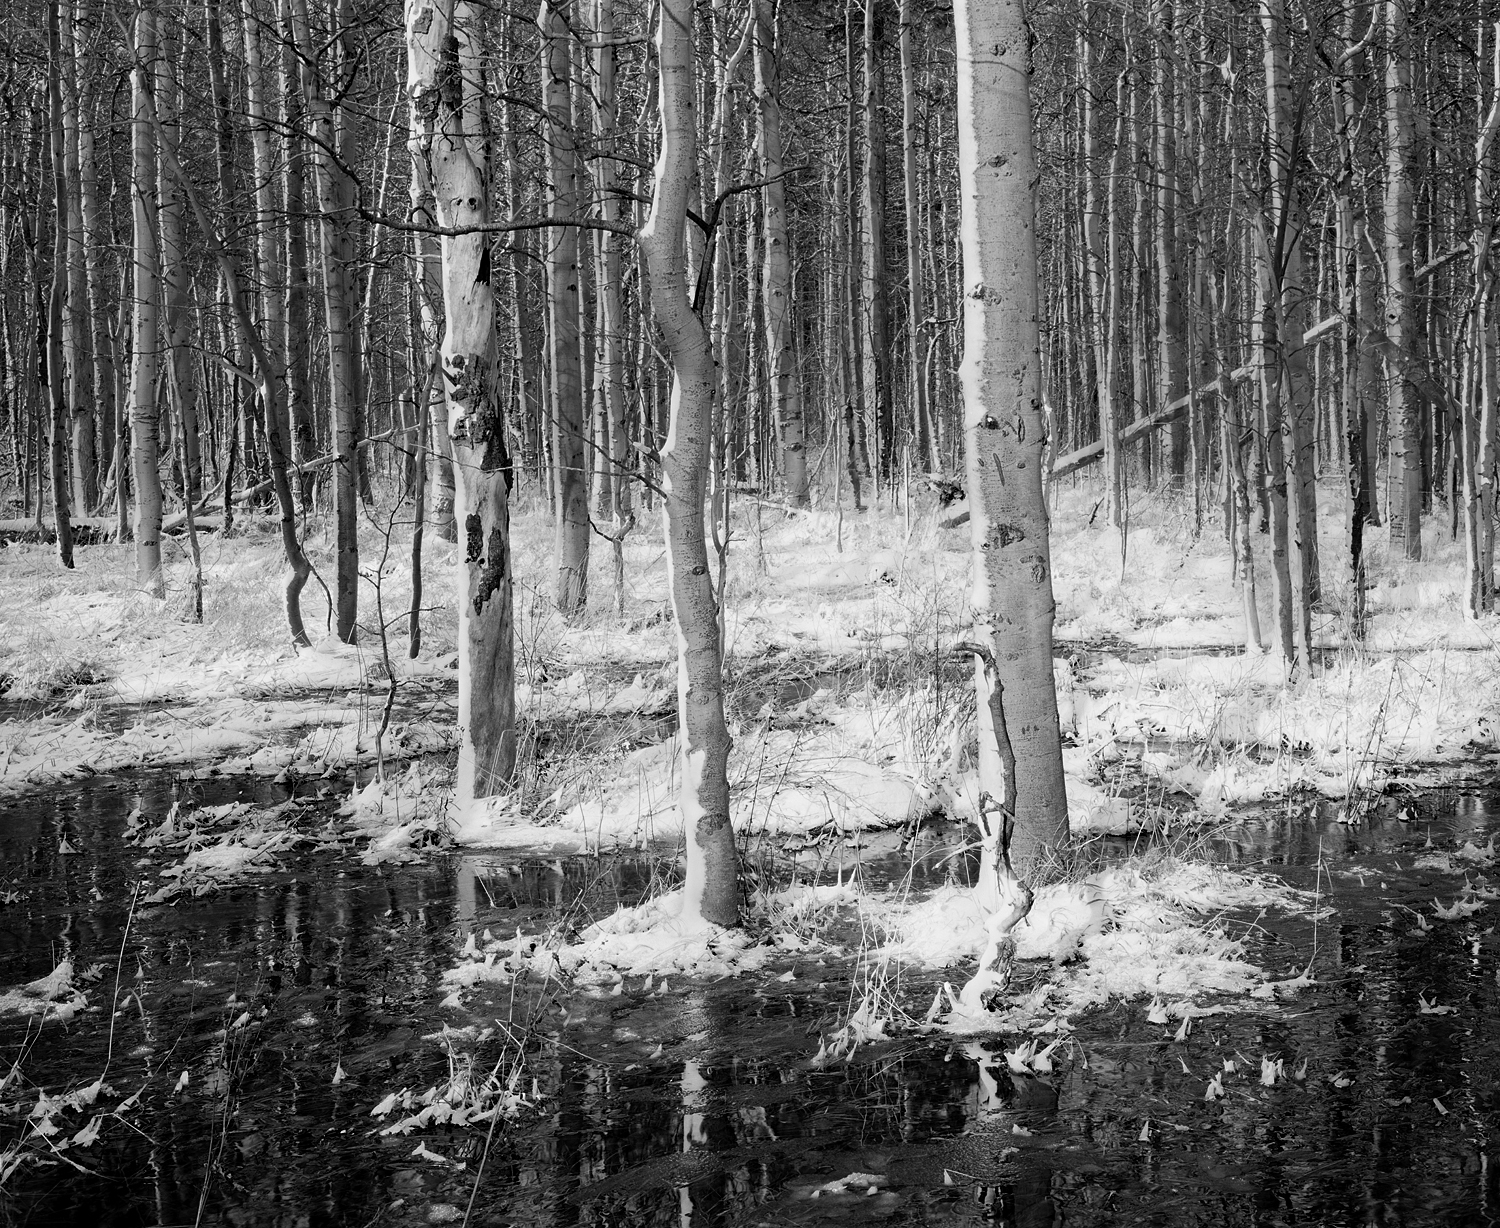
243, 0, 314, 644
57, 0, 94, 515
1154, 0, 1188, 486
754, 0, 808, 507
291, 0, 360, 640
861, 0, 893, 481
157, 19, 200, 502
76, 0, 114, 515
898, 0, 931, 473
407, 0, 516, 803
1385, 0, 1422, 559
540, 0, 589, 616
640, 0, 739, 928
130, 2, 164, 596
1082, 20, 1123, 528
278, 0, 317, 508
46, 0, 74, 567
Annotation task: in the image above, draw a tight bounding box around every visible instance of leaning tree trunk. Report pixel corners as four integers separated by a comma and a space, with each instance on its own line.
640, 0, 739, 929
406, 0, 516, 804
130, 1, 164, 597
953, 0, 1069, 888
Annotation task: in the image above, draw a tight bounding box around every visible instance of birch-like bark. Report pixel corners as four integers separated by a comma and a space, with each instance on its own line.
1154, 0, 1188, 485
640, 0, 739, 929
754, 0, 808, 506
861, 0, 892, 480
1464, 20, 1500, 618
540, 0, 589, 616
292, 0, 360, 639
1385, 0, 1423, 559
898, 0, 931, 472
954, 0, 1068, 885
408, 0, 516, 804
1081, 20, 1122, 528
130, 1, 164, 596
46, 0, 74, 566
593, 0, 634, 607
157, 19, 200, 502
243, 0, 314, 644
75, 0, 115, 513
277, 0, 317, 506
57, 0, 94, 514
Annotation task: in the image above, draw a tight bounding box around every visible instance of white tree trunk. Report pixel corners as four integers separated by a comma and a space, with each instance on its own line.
130, 2, 164, 597
640, 0, 739, 929
407, 0, 515, 806
953, 0, 1068, 889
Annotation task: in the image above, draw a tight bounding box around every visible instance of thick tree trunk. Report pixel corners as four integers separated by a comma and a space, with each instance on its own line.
640, 0, 739, 929
407, 0, 516, 804
953, 0, 1068, 879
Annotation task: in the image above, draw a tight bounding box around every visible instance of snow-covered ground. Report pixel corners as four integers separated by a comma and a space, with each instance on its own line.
3, 475, 1497, 1034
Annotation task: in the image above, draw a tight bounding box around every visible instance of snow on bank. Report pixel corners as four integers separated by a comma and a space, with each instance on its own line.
0, 681, 456, 798
439, 858, 1305, 1037
1069, 645, 1500, 810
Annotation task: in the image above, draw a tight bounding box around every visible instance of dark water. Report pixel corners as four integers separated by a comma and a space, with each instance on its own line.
2, 771, 1500, 1226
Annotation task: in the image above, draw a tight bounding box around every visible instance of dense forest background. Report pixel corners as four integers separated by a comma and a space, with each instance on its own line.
4, 0, 1495, 647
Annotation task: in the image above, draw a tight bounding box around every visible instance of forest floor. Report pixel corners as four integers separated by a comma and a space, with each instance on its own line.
2, 476, 1499, 1224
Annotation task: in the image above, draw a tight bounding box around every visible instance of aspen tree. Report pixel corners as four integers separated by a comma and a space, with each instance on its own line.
754, 0, 808, 507
156, 19, 199, 503
898, 0, 931, 472
861, 0, 892, 480
1385, 0, 1422, 559
1081, 17, 1123, 529
1463, 19, 1500, 618
640, 0, 739, 928
1153, 0, 1188, 486
540, 0, 589, 617
56, 0, 94, 513
46, 0, 74, 566
290, 0, 360, 640
593, 0, 634, 603
406, 0, 516, 803
129, 1, 164, 597
75, 0, 115, 515
277, 0, 317, 507
953, 0, 1068, 897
